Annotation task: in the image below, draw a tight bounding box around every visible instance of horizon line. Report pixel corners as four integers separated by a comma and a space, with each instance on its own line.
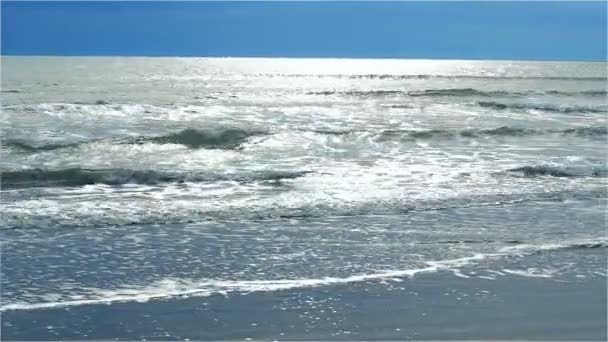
1, 54, 606, 63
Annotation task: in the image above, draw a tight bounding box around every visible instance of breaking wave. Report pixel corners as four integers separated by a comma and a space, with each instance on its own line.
477, 101, 607, 113
3, 128, 266, 152
347, 126, 607, 141
0, 168, 311, 189
560, 126, 608, 136
506, 165, 607, 178
416, 239, 523, 245
2, 188, 605, 230
2, 140, 84, 152
547, 90, 607, 96
307, 88, 607, 98
4, 126, 605, 154
500, 238, 608, 255
128, 128, 266, 149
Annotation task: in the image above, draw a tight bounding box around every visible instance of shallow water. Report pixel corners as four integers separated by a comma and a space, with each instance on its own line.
1, 58, 606, 330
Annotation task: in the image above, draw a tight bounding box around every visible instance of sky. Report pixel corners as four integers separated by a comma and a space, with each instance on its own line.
1, 1, 606, 61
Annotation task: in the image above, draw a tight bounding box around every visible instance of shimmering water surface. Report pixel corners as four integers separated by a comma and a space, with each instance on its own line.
1, 57, 606, 323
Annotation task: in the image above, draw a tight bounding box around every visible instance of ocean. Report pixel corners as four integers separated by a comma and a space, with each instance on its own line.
1, 57, 606, 340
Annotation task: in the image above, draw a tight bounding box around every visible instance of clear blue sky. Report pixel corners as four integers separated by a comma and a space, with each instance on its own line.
1, 1, 606, 61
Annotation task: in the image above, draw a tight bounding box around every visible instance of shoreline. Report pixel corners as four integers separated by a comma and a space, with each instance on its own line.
3, 271, 606, 340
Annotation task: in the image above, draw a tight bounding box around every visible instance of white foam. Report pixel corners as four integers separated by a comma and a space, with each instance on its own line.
498, 237, 608, 255
502, 268, 558, 278
477, 275, 496, 280
3, 237, 604, 312
451, 270, 470, 278
0, 273, 415, 311
2, 253, 500, 312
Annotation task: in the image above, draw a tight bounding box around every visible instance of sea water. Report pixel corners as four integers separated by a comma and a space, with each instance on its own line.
1, 57, 606, 337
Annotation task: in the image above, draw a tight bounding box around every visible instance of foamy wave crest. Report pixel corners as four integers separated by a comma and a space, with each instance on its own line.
506, 165, 607, 178
3, 128, 266, 153
308, 88, 503, 97
559, 126, 608, 136
499, 238, 608, 255
307, 88, 608, 98
0, 168, 311, 189
318, 126, 607, 141
547, 90, 608, 96
129, 128, 266, 149
5, 126, 605, 154
0, 253, 492, 312
2, 188, 605, 230
477, 101, 607, 113
4, 238, 603, 312
3, 140, 88, 152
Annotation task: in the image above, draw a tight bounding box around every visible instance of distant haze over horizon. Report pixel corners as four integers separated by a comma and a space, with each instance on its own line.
1, 56, 607, 64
